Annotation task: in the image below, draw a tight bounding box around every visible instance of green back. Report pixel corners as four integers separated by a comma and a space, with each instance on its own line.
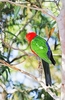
31, 36, 51, 64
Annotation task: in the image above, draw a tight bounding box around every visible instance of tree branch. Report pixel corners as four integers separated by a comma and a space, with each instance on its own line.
56, 1, 65, 99
0, 0, 56, 20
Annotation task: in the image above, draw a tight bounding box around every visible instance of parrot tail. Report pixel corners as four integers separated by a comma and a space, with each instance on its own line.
42, 59, 52, 86
50, 52, 56, 65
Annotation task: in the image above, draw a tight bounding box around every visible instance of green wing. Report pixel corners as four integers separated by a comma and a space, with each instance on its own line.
31, 36, 51, 64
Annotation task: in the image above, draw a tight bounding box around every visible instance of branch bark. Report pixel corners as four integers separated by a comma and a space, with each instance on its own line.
56, 0, 65, 99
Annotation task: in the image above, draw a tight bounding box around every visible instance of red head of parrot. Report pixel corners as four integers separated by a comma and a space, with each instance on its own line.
26, 32, 37, 42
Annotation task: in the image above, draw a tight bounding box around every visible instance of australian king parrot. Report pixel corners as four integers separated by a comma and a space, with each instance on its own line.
26, 32, 56, 86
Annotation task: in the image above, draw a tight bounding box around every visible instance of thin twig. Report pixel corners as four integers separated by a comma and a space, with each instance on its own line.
10, 54, 26, 63
54, 0, 60, 11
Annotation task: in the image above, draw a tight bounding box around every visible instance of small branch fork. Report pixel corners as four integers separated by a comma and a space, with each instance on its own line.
0, 59, 60, 100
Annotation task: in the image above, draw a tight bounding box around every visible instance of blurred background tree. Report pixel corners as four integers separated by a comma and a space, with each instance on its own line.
0, 0, 62, 100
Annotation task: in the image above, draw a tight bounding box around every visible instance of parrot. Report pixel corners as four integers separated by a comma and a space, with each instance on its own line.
26, 32, 56, 86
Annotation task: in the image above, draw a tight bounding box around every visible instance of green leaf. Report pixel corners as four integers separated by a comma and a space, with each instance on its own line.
0, 51, 6, 60
5, 30, 18, 38
14, 6, 21, 20
5, 30, 22, 44
6, 2, 10, 8
0, 66, 10, 81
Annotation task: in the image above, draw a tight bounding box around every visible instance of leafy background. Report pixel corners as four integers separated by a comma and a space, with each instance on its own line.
0, 0, 61, 100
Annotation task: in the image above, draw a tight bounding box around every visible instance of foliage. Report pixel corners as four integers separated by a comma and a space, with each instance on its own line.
0, 0, 61, 100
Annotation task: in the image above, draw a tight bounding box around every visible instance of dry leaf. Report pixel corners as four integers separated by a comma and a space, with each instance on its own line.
49, 27, 55, 38
45, 26, 49, 38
